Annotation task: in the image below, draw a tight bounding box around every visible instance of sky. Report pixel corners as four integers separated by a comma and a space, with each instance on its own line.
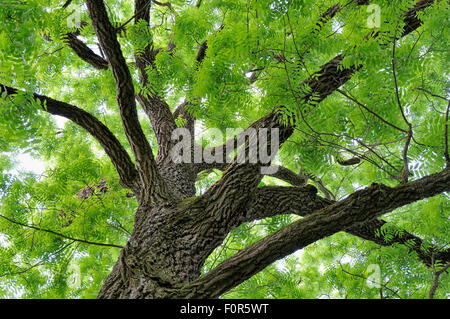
6, 116, 68, 177
14, 152, 46, 176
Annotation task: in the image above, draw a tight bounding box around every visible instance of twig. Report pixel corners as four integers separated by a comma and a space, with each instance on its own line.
402, 130, 413, 183
0, 241, 75, 278
392, 36, 413, 183
406, 30, 424, 60
0, 214, 123, 249
392, 36, 410, 125
336, 89, 408, 133
445, 101, 450, 166
428, 258, 450, 299
414, 87, 449, 102
338, 260, 402, 299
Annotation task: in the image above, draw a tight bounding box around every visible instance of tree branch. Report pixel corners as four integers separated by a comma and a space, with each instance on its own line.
195, 0, 435, 177
152, 0, 173, 11
176, 167, 450, 298
337, 89, 409, 133
133, 0, 180, 162
0, 84, 139, 190
85, 0, 167, 200
43, 20, 109, 70
414, 87, 449, 102
264, 165, 336, 200
265, 165, 308, 187
194, 125, 260, 174
347, 218, 450, 267
181, 109, 296, 252
445, 101, 450, 166
242, 186, 449, 267
298, 0, 436, 107
338, 259, 402, 298
62, 0, 73, 9
428, 260, 450, 298
201, 108, 294, 216
64, 33, 109, 70
173, 101, 196, 133
0, 214, 123, 249
0, 241, 75, 279
240, 185, 332, 224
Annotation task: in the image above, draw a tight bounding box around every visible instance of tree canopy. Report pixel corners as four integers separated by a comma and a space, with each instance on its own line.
0, 0, 449, 299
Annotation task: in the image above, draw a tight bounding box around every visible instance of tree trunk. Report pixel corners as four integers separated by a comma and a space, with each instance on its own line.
2, 0, 447, 299
96, 165, 450, 299
74, 0, 450, 299
98, 202, 205, 299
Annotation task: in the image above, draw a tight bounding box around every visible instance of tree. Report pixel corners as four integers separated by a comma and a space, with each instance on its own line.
0, 0, 448, 299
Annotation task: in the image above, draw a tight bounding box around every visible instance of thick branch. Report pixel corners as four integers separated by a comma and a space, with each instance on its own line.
347, 219, 450, 267
195, 0, 435, 176
194, 126, 256, 174
43, 21, 109, 70
177, 167, 450, 298
299, 0, 435, 106
200, 108, 294, 227
64, 33, 109, 70
173, 101, 195, 132
0, 84, 138, 190
134, 0, 179, 161
62, 0, 73, 8
243, 186, 449, 267
241, 185, 332, 223
85, 0, 166, 199
136, 95, 178, 161
266, 165, 308, 186
402, 0, 436, 37
172, 101, 196, 151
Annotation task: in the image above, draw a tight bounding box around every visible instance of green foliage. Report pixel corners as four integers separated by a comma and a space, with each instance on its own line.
128, 19, 153, 56
0, 0, 448, 299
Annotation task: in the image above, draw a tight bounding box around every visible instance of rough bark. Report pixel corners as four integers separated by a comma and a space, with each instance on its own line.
94, 0, 444, 299
86, 0, 169, 203
79, 166, 443, 298
170, 167, 450, 298
0, 84, 138, 190
97, 107, 295, 298
242, 186, 450, 268
132, 1, 197, 198
4, 0, 445, 299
